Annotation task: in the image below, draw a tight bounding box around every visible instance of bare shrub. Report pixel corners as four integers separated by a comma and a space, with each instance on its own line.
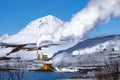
95, 59, 120, 80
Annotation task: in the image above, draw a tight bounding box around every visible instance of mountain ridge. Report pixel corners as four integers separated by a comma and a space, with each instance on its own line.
53, 34, 120, 57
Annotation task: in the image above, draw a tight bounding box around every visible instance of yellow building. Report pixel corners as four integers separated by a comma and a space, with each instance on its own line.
42, 63, 52, 71
37, 54, 42, 60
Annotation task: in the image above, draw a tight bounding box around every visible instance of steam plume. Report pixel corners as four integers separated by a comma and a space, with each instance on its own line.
37, 0, 120, 45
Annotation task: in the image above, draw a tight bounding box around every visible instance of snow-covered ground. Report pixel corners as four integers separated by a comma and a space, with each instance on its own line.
0, 47, 13, 57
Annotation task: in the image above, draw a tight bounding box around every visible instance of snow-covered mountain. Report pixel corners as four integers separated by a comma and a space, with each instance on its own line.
2, 15, 63, 44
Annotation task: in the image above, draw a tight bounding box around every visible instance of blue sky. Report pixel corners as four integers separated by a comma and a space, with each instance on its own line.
0, 0, 120, 37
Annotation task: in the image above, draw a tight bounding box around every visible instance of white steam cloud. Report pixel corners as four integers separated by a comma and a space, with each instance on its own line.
37, 0, 120, 46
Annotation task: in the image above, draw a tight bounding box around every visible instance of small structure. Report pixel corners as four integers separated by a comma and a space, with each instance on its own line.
42, 63, 52, 71
37, 53, 49, 60
112, 48, 115, 52
103, 48, 107, 51
37, 53, 42, 60
42, 54, 49, 60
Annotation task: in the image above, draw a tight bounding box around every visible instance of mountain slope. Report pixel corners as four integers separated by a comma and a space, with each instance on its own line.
2, 15, 63, 44
52, 35, 120, 66
53, 35, 120, 57
0, 34, 9, 41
